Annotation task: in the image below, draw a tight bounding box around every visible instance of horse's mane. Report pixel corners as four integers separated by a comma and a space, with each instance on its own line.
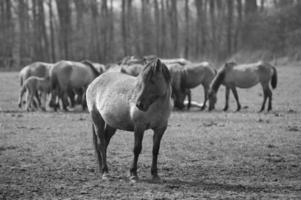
142, 58, 171, 83
211, 66, 226, 92
81, 60, 100, 77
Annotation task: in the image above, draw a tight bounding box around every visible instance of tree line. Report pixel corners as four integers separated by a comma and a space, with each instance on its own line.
0, 0, 300, 69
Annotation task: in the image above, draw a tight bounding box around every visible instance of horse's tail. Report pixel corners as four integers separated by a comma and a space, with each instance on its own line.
20, 75, 23, 86
271, 66, 277, 89
81, 60, 100, 77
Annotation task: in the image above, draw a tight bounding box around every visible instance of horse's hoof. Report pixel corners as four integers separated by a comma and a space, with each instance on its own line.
129, 175, 139, 183
152, 175, 162, 183
102, 173, 110, 181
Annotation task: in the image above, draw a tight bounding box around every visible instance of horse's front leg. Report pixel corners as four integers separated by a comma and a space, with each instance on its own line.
186, 89, 191, 109
223, 87, 230, 111
231, 87, 241, 111
201, 85, 208, 110
151, 126, 166, 182
260, 89, 267, 112
40, 92, 47, 111
130, 128, 144, 182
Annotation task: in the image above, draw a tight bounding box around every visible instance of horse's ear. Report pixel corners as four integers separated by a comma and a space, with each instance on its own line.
156, 59, 162, 72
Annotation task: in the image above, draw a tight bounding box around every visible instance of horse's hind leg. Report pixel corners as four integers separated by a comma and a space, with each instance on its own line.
26, 91, 34, 111
129, 127, 145, 182
223, 87, 230, 111
151, 126, 167, 181
35, 91, 41, 107
91, 110, 110, 179
267, 87, 272, 111
231, 87, 241, 111
260, 83, 269, 112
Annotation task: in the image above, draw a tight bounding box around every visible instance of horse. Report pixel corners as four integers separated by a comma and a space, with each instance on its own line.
19, 62, 54, 107
208, 61, 278, 112
120, 64, 144, 76
49, 60, 100, 111
18, 76, 52, 111
86, 58, 172, 182
168, 62, 217, 110
92, 62, 106, 74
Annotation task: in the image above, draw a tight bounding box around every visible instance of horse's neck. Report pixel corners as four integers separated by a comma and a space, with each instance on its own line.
212, 70, 225, 92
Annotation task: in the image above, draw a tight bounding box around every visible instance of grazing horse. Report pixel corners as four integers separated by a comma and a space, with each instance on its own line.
49, 60, 100, 111
168, 62, 217, 110
86, 58, 172, 182
18, 76, 52, 111
208, 61, 278, 112
19, 62, 54, 107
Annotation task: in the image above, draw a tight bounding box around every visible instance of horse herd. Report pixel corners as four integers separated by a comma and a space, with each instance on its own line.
16, 56, 278, 182
17, 55, 277, 113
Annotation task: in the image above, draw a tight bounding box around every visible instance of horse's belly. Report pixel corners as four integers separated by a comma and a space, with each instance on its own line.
98, 94, 134, 131
230, 72, 259, 88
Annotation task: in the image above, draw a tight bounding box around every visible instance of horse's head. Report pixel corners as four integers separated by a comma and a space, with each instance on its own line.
208, 88, 217, 111
135, 58, 170, 112
173, 87, 188, 109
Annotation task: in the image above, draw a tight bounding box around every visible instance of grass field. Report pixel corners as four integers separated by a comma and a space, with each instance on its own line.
0, 65, 301, 199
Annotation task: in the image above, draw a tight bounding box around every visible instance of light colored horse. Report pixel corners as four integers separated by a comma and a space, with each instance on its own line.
18, 76, 52, 111
19, 62, 54, 107
19, 62, 53, 86
168, 62, 217, 110
208, 61, 278, 112
86, 58, 172, 182
49, 60, 100, 111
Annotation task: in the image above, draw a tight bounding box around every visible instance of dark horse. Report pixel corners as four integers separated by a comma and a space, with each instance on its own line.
208, 61, 278, 112
86, 58, 172, 182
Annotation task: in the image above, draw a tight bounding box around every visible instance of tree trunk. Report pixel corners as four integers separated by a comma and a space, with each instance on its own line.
226, 0, 233, 55
184, 0, 189, 59
56, 0, 72, 59
234, 0, 242, 52
48, 0, 56, 62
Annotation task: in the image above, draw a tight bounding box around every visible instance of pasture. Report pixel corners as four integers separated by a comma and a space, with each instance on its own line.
0, 64, 301, 199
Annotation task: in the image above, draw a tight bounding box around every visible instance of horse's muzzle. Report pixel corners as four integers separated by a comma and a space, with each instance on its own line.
136, 101, 148, 112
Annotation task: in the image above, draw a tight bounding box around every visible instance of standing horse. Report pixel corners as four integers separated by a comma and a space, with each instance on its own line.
168, 62, 216, 110
19, 62, 54, 107
49, 60, 100, 111
86, 58, 172, 182
208, 61, 278, 112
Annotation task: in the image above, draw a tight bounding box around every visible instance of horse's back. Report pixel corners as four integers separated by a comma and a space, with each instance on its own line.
227, 61, 271, 88
183, 62, 215, 88
52, 60, 95, 90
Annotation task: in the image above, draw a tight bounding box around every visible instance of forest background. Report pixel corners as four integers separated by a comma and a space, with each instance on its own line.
0, 0, 301, 69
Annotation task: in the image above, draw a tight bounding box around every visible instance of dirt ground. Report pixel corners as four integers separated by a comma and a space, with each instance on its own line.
0, 64, 301, 199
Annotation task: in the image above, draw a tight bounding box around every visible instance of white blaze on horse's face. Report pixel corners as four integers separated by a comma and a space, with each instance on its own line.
136, 63, 168, 112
